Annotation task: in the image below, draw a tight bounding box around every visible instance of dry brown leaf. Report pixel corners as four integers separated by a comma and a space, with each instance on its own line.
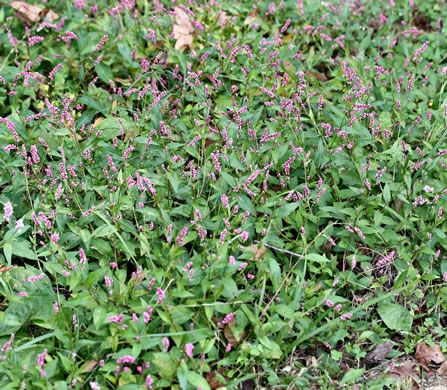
134, 271, 148, 288
223, 318, 246, 346
390, 361, 420, 389
282, 60, 295, 73
218, 11, 229, 27
80, 360, 97, 373
224, 321, 238, 346
44, 9, 59, 22
365, 342, 393, 365
415, 343, 446, 367
205, 370, 226, 390
395, 198, 404, 212
244, 9, 258, 26
246, 244, 267, 261
439, 361, 447, 375
205, 138, 216, 149
93, 117, 104, 128
10, 2, 58, 25
10, 1, 43, 24
173, 6, 194, 51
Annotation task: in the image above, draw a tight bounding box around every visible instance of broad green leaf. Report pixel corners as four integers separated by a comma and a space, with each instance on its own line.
340, 368, 365, 385
3, 243, 12, 265
187, 372, 211, 390
377, 303, 413, 332
12, 241, 37, 260
95, 62, 113, 84
152, 352, 176, 378
275, 202, 299, 218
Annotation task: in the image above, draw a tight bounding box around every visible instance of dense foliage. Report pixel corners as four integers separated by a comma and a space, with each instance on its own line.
1, 0, 447, 388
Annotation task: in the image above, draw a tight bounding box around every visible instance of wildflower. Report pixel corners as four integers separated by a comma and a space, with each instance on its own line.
162, 337, 170, 352
221, 194, 229, 208
79, 248, 87, 264
222, 312, 234, 324
95, 35, 108, 52
3, 202, 13, 222
144, 375, 154, 389
238, 262, 248, 271
185, 343, 194, 358
15, 219, 24, 233
156, 288, 165, 303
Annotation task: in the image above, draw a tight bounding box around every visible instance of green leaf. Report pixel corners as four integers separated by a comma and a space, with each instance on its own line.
187, 372, 211, 390
12, 242, 37, 260
383, 183, 391, 204
305, 253, 329, 263
78, 96, 104, 113
275, 202, 299, 218
218, 277, 239, 299
377, 303, 413, 332
152, 352, 176, 378
93, 224, 117, 238
93, 306, 107, 330
86, 268, 107, 288
340, 368, 365, 385
3, 243, 12, 265
269, 258, 281, 290
166, 171, 179, 193
95, 62, 113, 84
221, 171, 236, 187
259, 336, 282, 359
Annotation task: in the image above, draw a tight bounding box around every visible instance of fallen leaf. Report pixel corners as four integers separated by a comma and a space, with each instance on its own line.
134, 271, 148, 288
224, 318, 246, 346
439, 361, 447, 375
245, 244, 267, 261
80, 360, 97, 373
390, 361, 420, 389
218, 11, 229, 27
93, 117, 104, 128
205, 138, 216, 149
244, 9, 258, 26
205, 370, 226, 390
364, 342, 393, 365
415, 343, 446, 368
282, 60, 295, 73
173, 6, 194, 51
395, 198, 404, 212
224, 321, 238, 346
43, 9, 59, 22
10, 2, 58, 25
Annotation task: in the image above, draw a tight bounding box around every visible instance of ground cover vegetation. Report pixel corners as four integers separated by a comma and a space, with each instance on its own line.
1, 0, 447, 388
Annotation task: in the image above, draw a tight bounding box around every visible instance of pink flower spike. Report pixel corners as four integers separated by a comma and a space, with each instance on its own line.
185, 343, 194, 358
